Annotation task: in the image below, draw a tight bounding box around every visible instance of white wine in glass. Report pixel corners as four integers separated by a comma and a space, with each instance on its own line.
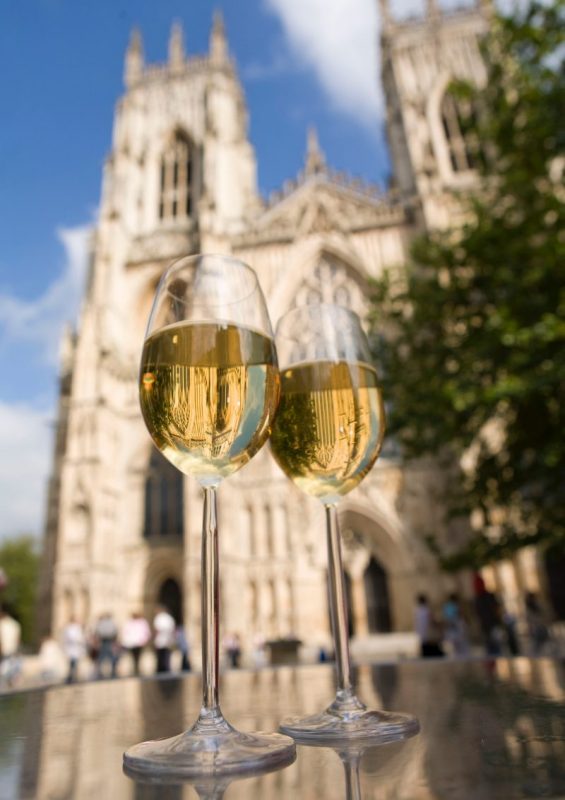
124, 255, 295, 777
269, 359, 385, 501
270, 303, 419, 744
140, 322, 279, 482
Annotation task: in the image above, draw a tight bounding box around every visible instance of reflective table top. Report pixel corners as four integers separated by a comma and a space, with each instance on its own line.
1, 658, 565, 799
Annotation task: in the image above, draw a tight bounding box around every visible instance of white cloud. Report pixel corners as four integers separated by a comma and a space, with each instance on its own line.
264, 0, 476, 128
0, 222, 91, 542
265, 0, 382, 126
0, 224, 92, 366
0, 402, 52, 541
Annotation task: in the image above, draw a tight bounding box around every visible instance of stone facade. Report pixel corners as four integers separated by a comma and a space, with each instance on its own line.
40, 4, 544, 652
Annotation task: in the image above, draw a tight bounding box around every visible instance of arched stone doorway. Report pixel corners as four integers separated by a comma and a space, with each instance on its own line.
158, 577, 183, 624
144, 552, 185, 628
364, 556, 392, 633
339, 505, 417, 633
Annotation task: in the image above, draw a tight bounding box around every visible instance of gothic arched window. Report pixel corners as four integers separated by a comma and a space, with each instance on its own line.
294, 255, 366, 316
158, 131, 194, 221
144, 449, 184, 539
441, 91, 481, 174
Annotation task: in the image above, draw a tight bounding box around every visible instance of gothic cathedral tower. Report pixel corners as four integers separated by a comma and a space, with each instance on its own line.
39, 16, 262, 636
379, 0, 489, 228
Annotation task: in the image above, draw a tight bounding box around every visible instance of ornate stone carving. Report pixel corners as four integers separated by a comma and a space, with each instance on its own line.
127, 229, 196, 265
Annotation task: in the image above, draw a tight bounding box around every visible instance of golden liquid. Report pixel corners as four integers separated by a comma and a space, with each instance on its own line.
140, 322, 279, 483
270, 360, 385, 502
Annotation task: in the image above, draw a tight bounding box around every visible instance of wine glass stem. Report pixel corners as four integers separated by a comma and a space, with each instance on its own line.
200, 485, 221, 721
343, 755, 362, 800
325, 503, 353, 699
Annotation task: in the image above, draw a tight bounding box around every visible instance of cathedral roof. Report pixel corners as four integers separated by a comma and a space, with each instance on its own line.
236, 131, 407, 247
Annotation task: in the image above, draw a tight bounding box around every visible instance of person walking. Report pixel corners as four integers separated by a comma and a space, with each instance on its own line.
473, 575, 503, 657
252, 632, 267, 669
224, 632, 242, 668
121, 612, 151, 676
95, 613, 119, 679
62, 616, 85, 684
0, 608, 22, 687
525, 592, 550, 656
442, 594, 470, 657
176, 625, 191, 672
414, 595, 444, 658
153, 606, 176, 673
38, 636, 63, 683
502, 608, 520, 655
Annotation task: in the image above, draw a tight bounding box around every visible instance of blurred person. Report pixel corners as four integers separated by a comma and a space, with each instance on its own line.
525, 592, 550, 656
414, 595, 444, 658
473, 574, 503, 657
153, 605, 176, 673
95, 613, 119, 679
0, 608, 22, 687
442, 593, 470, 657
502, 608, 520, 656
176, 625, 191, 672
224, 632, 242, 668
121, 612, 151, 676
62, 616, 85, 684
38, 635, 63, 683
85, 622, 100, 679
252, 632, 267, 669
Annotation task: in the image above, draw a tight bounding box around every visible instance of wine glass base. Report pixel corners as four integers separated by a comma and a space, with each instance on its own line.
123, 725, 296, 779
279, 705, 420, 745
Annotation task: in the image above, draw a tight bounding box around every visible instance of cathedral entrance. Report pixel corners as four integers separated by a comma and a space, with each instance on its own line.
364, 556, 392, 633
158, 577, 183, 624
338, 506, 417, 634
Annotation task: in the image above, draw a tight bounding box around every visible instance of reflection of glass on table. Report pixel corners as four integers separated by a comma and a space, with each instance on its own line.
124, 746, 296, 800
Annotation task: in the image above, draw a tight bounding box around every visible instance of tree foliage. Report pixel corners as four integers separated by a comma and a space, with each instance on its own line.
370, 0, 565, 570
0, 536, 39, 645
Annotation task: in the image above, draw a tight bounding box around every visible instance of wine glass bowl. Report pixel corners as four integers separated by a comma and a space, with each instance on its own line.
270, 303, 419, 744
124, 254, 295, 776
270, 306, 386, 504
139, 255, 280, 485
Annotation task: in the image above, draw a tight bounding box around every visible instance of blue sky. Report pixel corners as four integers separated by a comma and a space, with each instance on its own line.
0, 0, 431, 540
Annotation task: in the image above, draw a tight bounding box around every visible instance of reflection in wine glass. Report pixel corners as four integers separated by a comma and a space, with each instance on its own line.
270, 304, 419, 743
124, 255, 295, 776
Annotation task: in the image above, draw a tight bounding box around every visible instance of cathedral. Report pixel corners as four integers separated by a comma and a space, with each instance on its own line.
39, 3, 549, 651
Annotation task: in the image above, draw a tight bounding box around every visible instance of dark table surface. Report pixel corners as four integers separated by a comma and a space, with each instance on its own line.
1, 658, 565, 799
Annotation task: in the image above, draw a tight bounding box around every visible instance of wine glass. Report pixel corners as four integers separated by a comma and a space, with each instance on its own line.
270, 303, 419, 743
124, 254, 295, 776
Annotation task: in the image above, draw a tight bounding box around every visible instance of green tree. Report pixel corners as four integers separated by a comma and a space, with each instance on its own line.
370, 0, 565, 570
0, 536, 39, 645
